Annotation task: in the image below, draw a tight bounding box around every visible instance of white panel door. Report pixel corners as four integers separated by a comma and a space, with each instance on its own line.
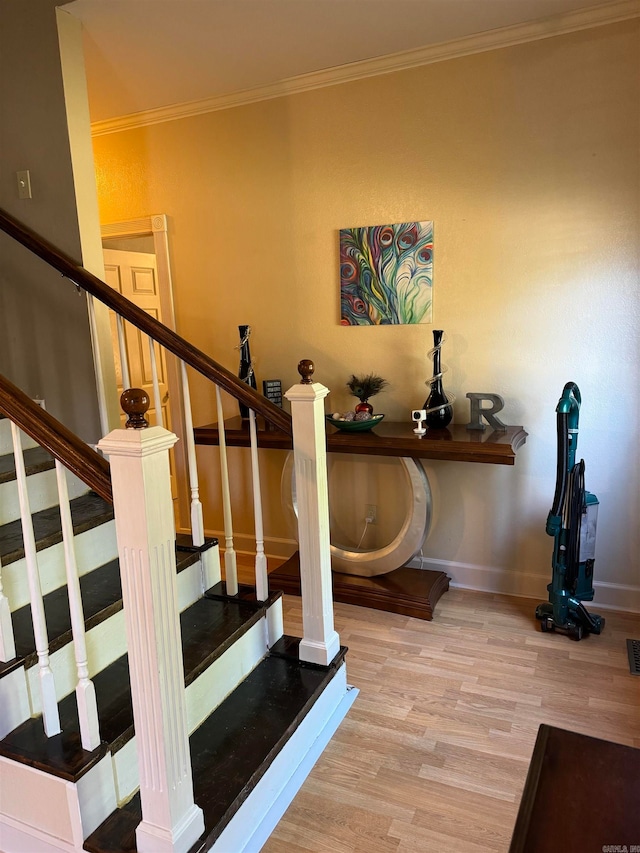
103, 248, 176, 496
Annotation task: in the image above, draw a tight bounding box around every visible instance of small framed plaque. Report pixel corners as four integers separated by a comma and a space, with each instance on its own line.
263, 379, 283, 408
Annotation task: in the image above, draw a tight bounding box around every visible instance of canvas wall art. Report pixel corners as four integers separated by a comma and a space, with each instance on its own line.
340, 221, 433, 326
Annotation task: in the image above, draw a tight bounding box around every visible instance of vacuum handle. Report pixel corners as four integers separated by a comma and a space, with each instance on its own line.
550, 411, 569, 518
549, 383, 581, 523
561, 381, 581, 407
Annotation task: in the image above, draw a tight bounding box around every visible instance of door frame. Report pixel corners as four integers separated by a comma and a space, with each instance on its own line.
100, 214, 189, 525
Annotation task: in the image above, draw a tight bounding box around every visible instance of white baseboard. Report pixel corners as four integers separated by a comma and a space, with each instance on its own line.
407, 555, 640, 614
183, 532, 640, 615
176, 528, 297, 563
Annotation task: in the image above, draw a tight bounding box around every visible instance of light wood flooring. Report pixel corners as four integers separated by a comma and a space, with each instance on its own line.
246, 560, 640, 853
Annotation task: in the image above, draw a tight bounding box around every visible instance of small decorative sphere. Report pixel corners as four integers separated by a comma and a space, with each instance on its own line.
298, 359, 315, 384
121, 388, 150, 429
354, 411, 372, 421
343, 411, 355, 421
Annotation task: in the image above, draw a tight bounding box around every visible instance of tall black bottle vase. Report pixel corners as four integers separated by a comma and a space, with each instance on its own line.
237, 324, 257, 419
424, 329, 453, 429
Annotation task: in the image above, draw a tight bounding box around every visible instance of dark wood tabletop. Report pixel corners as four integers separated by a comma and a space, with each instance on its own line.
509, 724, 640, 852
194, 416, 528, 466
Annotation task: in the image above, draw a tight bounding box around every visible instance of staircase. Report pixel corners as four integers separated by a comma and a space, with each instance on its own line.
0, 408, 354, 853
0, 207, 355, 852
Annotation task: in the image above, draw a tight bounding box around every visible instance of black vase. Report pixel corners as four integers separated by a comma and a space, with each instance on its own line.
238, 324, 257, 419
424, 329, 453, 429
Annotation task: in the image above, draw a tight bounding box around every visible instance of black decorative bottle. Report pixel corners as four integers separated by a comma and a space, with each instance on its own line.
424, 329, 453, 429
237, 324, 257, 419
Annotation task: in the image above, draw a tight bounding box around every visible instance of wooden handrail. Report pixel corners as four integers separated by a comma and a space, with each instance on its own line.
0, 208, 292, 435
0, 373, 112, 504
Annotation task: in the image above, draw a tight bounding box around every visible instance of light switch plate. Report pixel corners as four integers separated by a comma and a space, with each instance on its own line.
17, 170, 32, 199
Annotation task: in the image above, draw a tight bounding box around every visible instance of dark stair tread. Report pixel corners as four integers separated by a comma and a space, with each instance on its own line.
0, 492, 114, 565
84, 650, 346, 853
0, 446, 55, 484
3, 547, 200, 672
206, 580, 283, 608
0, 595, 268, 780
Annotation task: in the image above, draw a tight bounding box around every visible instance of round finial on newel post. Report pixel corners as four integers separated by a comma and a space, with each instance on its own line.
298, 359, 315, 384
121, 388, 150, 429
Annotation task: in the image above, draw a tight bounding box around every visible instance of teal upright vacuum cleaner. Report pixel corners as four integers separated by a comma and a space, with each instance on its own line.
535, 382, 605, 640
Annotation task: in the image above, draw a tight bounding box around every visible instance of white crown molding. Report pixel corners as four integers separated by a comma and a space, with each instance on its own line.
91, 0, 640, 137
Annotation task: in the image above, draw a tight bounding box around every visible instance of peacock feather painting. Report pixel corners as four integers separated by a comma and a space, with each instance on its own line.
340, 221, 433, 325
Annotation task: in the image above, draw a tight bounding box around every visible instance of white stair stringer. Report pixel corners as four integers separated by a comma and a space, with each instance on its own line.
212, 665, 358, 853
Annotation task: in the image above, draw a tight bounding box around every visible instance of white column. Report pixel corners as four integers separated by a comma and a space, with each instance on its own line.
285, 364, 340, 666
249, 410, 268, 601
55, 460, 100, 751
98, 424, 204, 853
215, 386, 238, 595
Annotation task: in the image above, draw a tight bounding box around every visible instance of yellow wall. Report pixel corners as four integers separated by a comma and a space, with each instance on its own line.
93, 20, 639, 603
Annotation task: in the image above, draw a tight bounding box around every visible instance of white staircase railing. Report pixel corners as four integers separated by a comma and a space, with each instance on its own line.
0, 364, 340, 853
0, 209, 342, 851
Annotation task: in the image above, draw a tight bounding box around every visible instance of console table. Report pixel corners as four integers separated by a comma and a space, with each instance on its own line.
194, 418, 527, 619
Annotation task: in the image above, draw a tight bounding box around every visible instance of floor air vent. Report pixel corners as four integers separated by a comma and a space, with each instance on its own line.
626, 639, 640, 675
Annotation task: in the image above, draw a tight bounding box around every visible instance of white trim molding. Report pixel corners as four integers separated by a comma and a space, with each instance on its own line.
409, 555, 640, 614
91, 0, 640, 137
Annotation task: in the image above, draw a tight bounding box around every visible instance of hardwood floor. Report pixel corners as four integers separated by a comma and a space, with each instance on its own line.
253, 572, 640, 853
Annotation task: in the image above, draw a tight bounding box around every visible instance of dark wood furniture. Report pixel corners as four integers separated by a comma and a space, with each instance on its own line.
194, 417, 528, 620
510, 724, 640, 852
194, 417, 527, 466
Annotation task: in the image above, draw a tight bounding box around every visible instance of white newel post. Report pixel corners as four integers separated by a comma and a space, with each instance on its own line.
285, 360, 340, 666
98, 390, 204, 853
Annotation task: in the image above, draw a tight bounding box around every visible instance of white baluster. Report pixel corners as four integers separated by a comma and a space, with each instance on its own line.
11, 423, 60, 735
180, 361, 204, 547
284, 362, 340, 666
98, 409, 204, 853
55, 460, 100, 751
215, 387, 237, 596
248, 409, 268, 601
116, 314, 131, 390
148, 336, 163, 427
0, 554, 16, 663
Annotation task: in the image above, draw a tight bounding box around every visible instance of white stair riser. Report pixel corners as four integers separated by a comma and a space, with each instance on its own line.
27, 610, 127, 715
112, 609, 272, 805
0, 667, 30, 740
0, 752, 117, 852
0, 468, 89, 526
3, 520, 117, 612
185, 615, 269, 735
0, 423, 39, 457
202, 546, 222, 592
22, 559, 208, 716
